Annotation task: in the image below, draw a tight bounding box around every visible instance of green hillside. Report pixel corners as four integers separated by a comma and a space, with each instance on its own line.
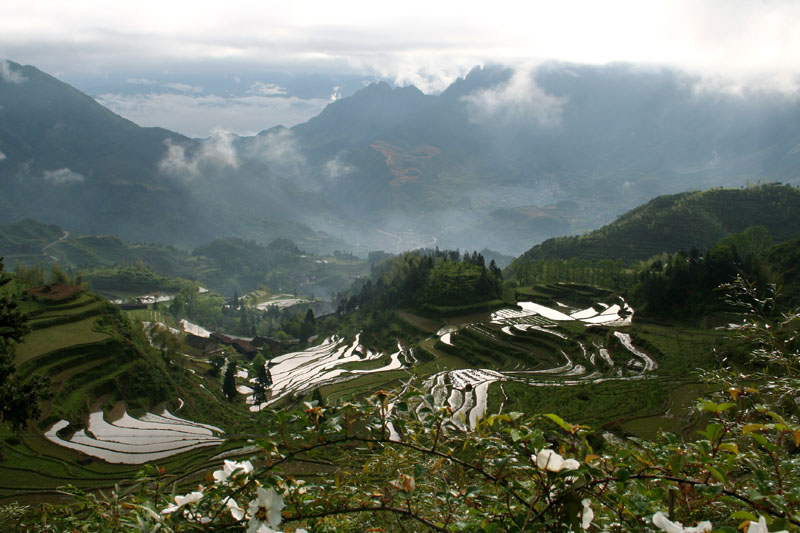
513, 184, 800, 266
764, 237, 800, 307
0, 219, 369, 299
0, 219, 64, 264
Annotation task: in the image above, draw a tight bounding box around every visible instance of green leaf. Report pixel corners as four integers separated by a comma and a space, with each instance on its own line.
543, 413, 572, 432
698, 423, 724, 442
730, 511, 757, 521
766, 411, 789, 426
706, 465, 728, 485
487, 414, 510, 426
748, 432, 776, 452
669, 453, 686, 475
742, 423, 768, 434
699, 400, 735, 413
718, 442, 739, 454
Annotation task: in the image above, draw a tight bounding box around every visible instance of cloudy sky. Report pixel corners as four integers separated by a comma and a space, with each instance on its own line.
2, 0, 799, 136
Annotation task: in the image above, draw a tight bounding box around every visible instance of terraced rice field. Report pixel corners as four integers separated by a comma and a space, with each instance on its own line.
44, 409, 224, 464
246, 334, 411, 411
255, 294, 310, 310
2, 292, 236, 499
425, 298, 654, 429
15, 316, 110, 363
6, 284, 675, 495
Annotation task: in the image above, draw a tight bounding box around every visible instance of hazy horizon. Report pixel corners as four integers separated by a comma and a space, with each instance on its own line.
2, 0, 799, 136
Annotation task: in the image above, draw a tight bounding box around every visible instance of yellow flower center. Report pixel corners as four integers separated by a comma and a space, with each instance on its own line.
255, 505, 269, 521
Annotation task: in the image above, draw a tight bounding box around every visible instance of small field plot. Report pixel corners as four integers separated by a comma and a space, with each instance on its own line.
246, 334, 414, 411
44, 409, 224, 465
15, 316, 109, 364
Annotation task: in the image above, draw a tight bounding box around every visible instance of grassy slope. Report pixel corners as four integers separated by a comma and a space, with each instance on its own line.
14, 317, 109, 365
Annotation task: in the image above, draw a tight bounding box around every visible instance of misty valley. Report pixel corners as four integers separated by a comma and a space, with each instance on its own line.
2, 57, 800, 532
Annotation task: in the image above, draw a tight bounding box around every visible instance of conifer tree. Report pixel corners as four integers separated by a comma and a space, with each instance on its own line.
222, 362, 237, 401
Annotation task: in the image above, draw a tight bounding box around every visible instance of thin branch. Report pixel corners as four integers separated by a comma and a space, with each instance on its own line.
286, 505, 449, 532
267, 435, 530, 508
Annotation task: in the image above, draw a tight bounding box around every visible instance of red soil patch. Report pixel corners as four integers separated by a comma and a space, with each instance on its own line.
370, 141, 440, 185
27, 284, 81, 301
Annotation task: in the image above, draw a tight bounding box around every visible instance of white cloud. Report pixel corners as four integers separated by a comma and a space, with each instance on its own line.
0, 59, 25, 83
687, 71, 800, 98
248, 82, 287, 96
245, 128, 306, 172
325, 154, 355, 180
126, 77, 158, 85
3, 1, 800, 99
0, 150, 6, 161
462, 67, 566, 126
42, 168, 86, 183
164, 82, 203, 93
158, 130, 238, 179
95, 92, 330, 137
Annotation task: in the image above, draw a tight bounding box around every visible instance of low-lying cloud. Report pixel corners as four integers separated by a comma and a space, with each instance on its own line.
325, 154, 356, 180
164, 82, 203, 93
42, 168, 87, 184
0, 150, 6, 161
244, 128, 306, 173
687, 71, 800, 99
462, 67, 566, 127
158, 130, 238, 179
248, 82, 287, 96
0, 59, 26, 83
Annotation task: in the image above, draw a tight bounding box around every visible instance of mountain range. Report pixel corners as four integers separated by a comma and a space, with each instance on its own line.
2, 59, 800, 255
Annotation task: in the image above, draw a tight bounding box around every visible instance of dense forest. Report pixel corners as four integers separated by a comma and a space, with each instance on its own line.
337, 248, 503, 314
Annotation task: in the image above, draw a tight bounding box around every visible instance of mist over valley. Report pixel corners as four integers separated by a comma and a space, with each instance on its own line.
3, 59, 799, 257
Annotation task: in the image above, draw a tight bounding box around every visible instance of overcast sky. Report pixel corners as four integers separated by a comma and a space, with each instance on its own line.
2, 0, 799, 136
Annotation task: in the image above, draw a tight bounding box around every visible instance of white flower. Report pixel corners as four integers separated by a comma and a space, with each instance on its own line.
581, 498, 594, 530
536, 449, 580, 472
280, 478, 308, 497
223, 496, 245, 521
747, 516, 789, 533
652, 511, 713, 533
160, 490, 204, 515
213, 459, 254, 484
247, 487, 285, 533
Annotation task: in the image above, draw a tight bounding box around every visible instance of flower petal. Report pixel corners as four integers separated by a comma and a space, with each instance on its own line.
536, 449, 564, 472
653, 512, 685, 533
562, 458, 581, 471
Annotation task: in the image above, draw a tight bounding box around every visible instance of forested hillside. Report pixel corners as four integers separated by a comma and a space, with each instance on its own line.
513, 184, 800, 265
0, 219, 368, 299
